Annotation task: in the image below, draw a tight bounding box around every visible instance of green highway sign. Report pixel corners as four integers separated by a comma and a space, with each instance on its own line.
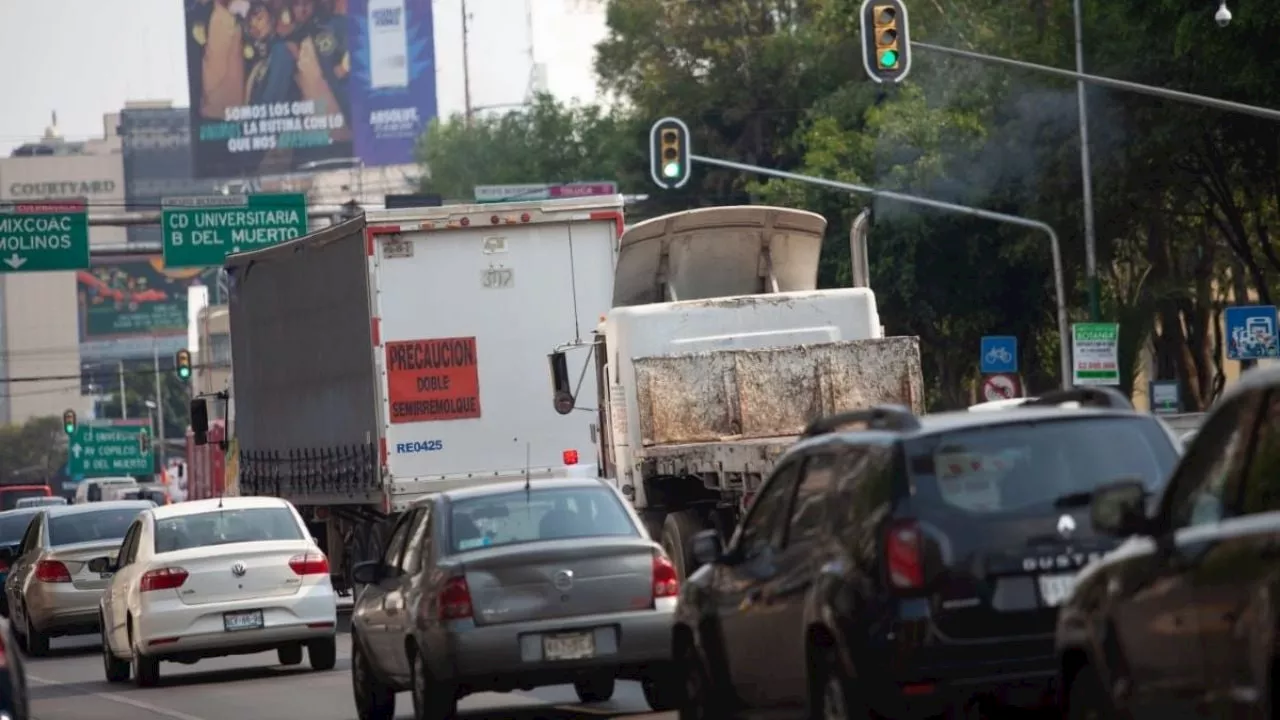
161, 193, 309, 268
69, 424, 152, 477
0, 199, 90, 273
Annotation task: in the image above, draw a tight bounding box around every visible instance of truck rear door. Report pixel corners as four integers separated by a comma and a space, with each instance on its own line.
367, 199, 621, 498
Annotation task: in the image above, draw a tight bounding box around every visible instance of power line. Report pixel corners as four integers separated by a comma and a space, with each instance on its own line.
2, 363, 229, 384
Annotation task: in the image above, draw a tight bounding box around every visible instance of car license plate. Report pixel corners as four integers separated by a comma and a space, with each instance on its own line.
223, 610, 264, 632
1038, 573, 1077, 607
543, 631, 595, 660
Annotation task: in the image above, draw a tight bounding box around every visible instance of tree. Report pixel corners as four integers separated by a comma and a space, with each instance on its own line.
416, 94, 639, 202
0, 417, 68, 483
96, 369, 189, 442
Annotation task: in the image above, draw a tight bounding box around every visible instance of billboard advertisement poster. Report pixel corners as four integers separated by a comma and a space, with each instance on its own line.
78, 260, 213, 343
184, 0, 437, 177
347, 0, 438, 166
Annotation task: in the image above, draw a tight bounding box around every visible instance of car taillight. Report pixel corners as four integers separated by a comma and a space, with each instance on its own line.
652, 552, 679, 598
439, 577, 473, 620
35, 560, 71, 583
886, 519, 924, 590
140, 567, 188, 592
289, 552, 330, 576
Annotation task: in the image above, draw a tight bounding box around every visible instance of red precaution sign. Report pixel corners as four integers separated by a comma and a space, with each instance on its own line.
386, 337, 482, 423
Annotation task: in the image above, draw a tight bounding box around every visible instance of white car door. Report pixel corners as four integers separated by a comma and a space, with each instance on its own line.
105, 520, 142, 652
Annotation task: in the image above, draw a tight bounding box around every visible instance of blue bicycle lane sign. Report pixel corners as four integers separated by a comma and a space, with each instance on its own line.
980, 336, 1018, 374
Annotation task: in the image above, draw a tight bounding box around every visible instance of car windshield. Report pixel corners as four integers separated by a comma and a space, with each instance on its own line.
48, 507, 146, 546
907, 417, 1178, 515
0, 489, 48, 510
153, 507, 303, 553
449, 486, 637, 553
0, 511, 38, 545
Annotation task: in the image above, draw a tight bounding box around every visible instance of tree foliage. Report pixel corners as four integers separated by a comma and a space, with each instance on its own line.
418, 0, 1280, 409
0, 417, 68, 483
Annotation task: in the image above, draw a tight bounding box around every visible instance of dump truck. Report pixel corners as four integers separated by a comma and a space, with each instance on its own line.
191, 196, 625, 592
546, 205, 925, 578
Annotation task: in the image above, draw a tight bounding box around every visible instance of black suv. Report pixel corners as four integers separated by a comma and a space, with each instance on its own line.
671, 387, 1182, 719
1057, 367, 1280, 720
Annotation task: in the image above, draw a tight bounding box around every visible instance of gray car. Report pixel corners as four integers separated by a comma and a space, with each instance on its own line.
2, 501, 153, 655
349, 478, 683, 720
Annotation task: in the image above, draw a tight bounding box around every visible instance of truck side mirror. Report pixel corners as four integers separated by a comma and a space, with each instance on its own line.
548, 351, 575, 415
190, 398, 210, 446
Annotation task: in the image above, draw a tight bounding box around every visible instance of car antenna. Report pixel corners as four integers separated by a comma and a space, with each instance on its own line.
524, 442, 532, 498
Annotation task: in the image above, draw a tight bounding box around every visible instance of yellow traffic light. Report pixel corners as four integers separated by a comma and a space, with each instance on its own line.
873, 5, 900, 69
175, 349, 192, 380
860, 0, 911, 83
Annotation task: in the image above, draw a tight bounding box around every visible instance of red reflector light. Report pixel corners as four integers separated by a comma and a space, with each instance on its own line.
0, 560, 10, 573
140, 567, 188, 592
652, 553, 679, 598
289, 552, 330, 576
307, 621, 336, 629
35, 559, 71, 583
439, 577, 473, 620
886, 519, 924, 589
148, 637, 180, 646
460, 216, 471, 227
520, 212, 531, 222
563, 449, 579, 465
490, 215, 500, 224
902, 682, 935, 696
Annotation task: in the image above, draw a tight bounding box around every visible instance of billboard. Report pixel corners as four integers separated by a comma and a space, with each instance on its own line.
77, 259, 217, 364
184, 0, 437, 178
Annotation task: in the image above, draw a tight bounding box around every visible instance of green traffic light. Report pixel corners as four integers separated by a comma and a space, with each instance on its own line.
178, 367, 191, 380
662, 162, 681, 179
64, 423, 74, 434
879, 49, 899, 68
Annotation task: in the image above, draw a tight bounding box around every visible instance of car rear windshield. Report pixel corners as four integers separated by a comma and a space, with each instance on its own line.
449, 486, 637, 553
907, 417, 1178, 515
48, 507, 145, 546
0, 488, 48, 510
0, 512, 38, 544
153, 507, 303, 553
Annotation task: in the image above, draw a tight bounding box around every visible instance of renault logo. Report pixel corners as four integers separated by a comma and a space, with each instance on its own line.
231, 562, 247, 577
552, 570, 574, 591
1057, 514, 1077, 538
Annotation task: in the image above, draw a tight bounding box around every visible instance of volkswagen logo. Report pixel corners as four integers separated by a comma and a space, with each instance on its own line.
552, 570, 574, 591
1057, 514, 1077, 538
231, 562, 247, 577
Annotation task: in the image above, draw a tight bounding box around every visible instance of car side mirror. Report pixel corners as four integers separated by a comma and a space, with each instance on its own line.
1090, 480, 1150, 538
691, 529, 724, 566
350, 561, 381, 585
548, 351, 575, 415
87, 556, 116, 574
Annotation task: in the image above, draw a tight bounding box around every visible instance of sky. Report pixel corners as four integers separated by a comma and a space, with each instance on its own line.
0, 0, 609, 154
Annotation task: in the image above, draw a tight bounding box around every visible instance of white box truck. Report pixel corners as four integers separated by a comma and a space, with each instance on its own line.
545, 205, 924, 578
191, 196, 624, 591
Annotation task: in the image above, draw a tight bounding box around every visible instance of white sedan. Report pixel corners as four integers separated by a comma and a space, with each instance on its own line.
93, 496, 338, 687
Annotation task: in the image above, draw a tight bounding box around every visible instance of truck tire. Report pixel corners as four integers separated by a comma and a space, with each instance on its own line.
660, 510, 704, 580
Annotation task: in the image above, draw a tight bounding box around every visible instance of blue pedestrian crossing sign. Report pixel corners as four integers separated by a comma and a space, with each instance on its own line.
1225, 305, 1279, 361
980, 336, 1018, 374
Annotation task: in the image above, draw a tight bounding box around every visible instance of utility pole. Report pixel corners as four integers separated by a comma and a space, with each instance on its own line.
1073, 0, 1100, 321
462, 0, 474, 125
117, 360, 127, 419
152, 341, 166, 465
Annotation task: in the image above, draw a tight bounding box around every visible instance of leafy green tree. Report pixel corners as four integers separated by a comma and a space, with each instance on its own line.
0, 417, 68, 483
96, 369, 189, 442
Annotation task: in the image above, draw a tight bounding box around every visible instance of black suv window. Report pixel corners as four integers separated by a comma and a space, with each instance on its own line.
786, 451, 844, 546
736, 460, 800, 559
1239, 391, 1280, 516
907, 417, 1178, 515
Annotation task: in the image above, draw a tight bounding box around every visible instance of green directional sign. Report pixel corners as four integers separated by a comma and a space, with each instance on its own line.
0, 199, 90, 273
69, 424, 152, 478
161, 193, 309, 268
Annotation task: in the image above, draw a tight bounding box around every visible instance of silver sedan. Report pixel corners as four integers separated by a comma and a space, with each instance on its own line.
349, 478, 682, 720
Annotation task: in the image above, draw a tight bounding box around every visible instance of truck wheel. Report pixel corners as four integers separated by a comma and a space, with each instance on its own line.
660, 510, 704, 580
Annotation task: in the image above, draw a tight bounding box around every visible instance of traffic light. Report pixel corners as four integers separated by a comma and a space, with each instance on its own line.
649, 117, 692, 190
139, 429, 151, 454
175, 349, 192, 380
62, 409, 76, 435
860, 0, 912, 84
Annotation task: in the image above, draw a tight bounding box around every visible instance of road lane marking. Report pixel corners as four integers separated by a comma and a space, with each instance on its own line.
28, 675, 207, 720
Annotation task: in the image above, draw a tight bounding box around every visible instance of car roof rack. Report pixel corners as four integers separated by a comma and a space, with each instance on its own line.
801, 404, 921, 438
1022, 386, 1134, 410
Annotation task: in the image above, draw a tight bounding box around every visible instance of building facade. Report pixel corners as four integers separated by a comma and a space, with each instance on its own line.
0, 115, 124, 424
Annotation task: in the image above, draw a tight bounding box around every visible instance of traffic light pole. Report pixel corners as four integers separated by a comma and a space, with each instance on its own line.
689, 153, 1073, 389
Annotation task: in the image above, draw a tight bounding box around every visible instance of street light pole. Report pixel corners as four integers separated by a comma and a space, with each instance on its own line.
1073, 0, 1101, 322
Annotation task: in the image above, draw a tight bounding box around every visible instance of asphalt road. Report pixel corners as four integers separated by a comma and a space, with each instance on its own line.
26, 623, 676, 720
